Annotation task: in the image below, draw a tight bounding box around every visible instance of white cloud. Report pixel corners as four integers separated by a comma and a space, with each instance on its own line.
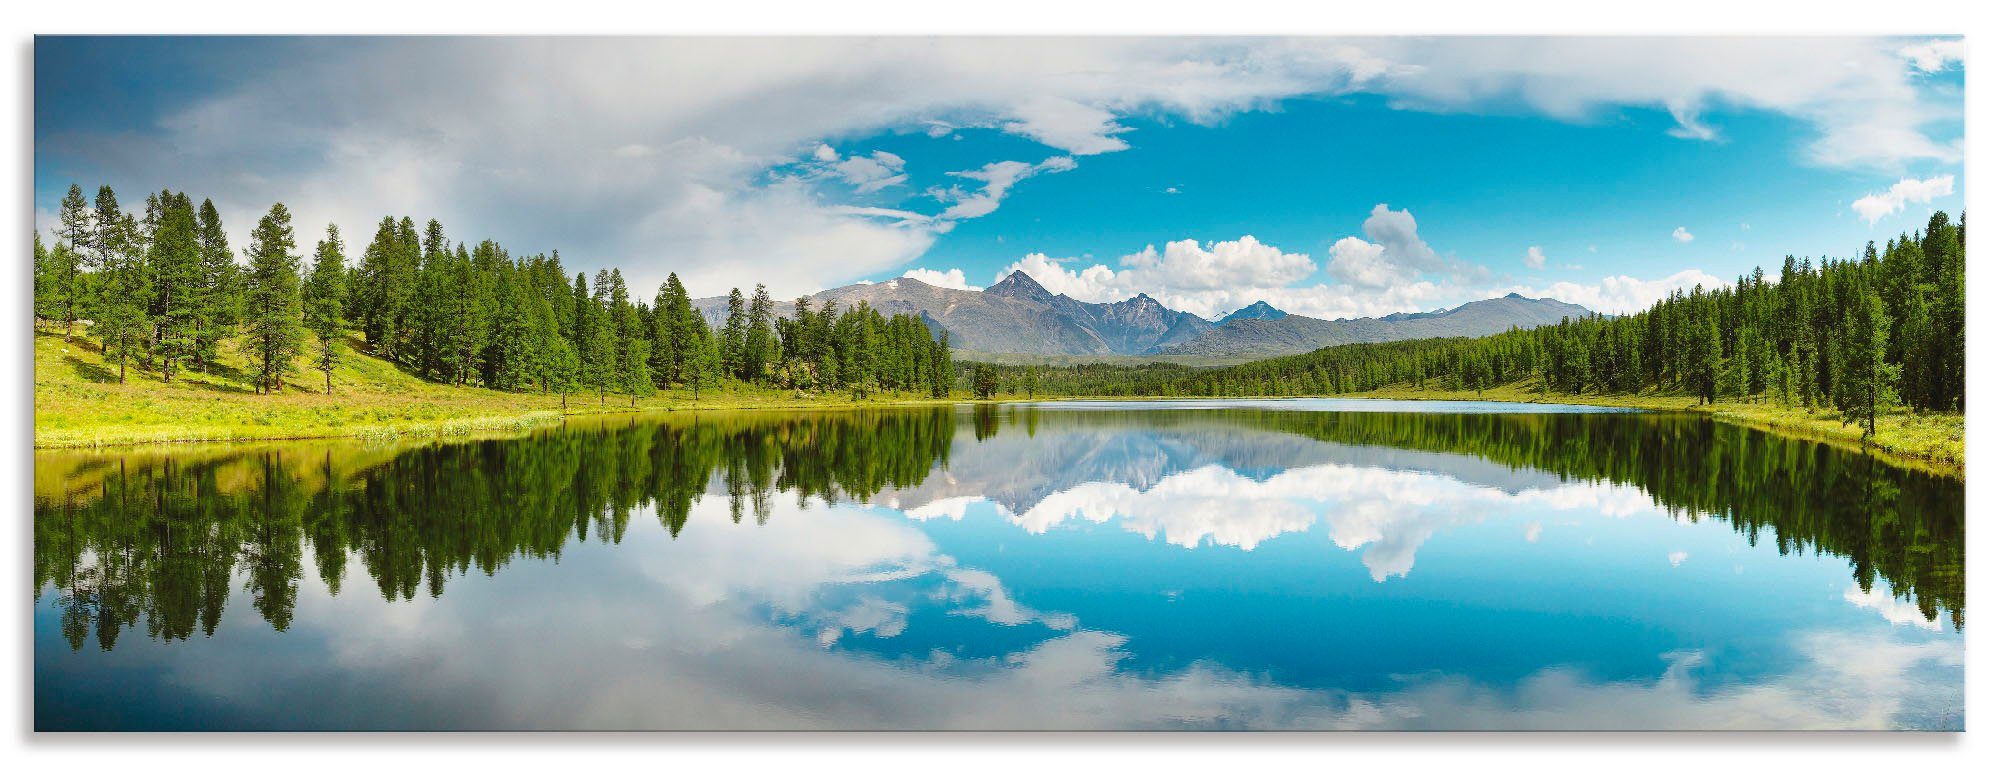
1844, 586, 1943, 632
1668, 551, 1689, 567
1522, 245, 1545, 270
1122, 235, 1319, 291
1163, 186, 1181, 195
983, 457, 1673, 582
1358, 36, 1964, 168
1324, 203, 1462, 290
998, 235, 1322, 316
1514, 268, 1728, 315
1671, 226, 1694, 243
994, 205, 1499, 320
804, 144, 909, 193
43, 36, 1964, 302
901, 267, 973, 291
1000, 252, 1124, 302
935, 156, 1076, 223
1002, 96, 1133, 155
1899, 39, 1965, 73
1329, 237, 1399, 289
1851, 175, 1955, 225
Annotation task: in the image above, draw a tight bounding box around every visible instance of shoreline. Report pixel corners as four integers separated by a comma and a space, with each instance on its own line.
33, 389, 982, 450
34, 334, 1961, 476
36, 384, 1963, 478
1338, 382, 1964, 477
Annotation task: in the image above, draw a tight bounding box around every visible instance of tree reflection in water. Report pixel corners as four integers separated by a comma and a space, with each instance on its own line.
34, 404, 1963, 650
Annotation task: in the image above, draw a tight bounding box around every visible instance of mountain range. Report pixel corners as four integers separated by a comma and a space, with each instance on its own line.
693, 270, 1592, 361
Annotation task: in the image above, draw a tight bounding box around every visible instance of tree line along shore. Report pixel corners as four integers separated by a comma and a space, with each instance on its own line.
33, 182, 1964, 471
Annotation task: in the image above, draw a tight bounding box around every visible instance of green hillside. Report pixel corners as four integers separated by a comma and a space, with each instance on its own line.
33, 329, 952, 448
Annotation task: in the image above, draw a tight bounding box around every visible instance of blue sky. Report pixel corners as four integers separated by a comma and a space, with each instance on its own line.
35, 37, 1964, 319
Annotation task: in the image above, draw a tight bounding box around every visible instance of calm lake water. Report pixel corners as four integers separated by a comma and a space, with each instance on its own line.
33, 399, 1964, 731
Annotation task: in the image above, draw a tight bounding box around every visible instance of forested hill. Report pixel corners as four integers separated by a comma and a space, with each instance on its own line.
33, 183, 956, 405
998, 211, 1966, 439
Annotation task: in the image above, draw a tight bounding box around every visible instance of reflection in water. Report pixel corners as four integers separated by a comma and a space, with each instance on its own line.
33, 403, 1965, 730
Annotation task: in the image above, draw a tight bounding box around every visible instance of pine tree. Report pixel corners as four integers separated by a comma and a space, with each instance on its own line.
53, 185, 93, 340
192, 199, 240, 372
930, 330, 954, 398
302, 224, 348, 394
148, 192, 202, 381
743, 283, 776, 382
973, 364, 999, 399
621, 332, 652, 406
720, 287, 746, 379
354, 217, 416, 359
577, 272, 614, 403
487, 265, 537, 391
34, 232, 83, 337
686, 326, 721, 401
605, 268, 637, 385
391, 217, 423, 362
651, 273, 694, 386
548, 338, 581, 409
459, 241, 500, 384
86, 188, 151, 384
1835, 290, 1898, 439
412, 221, 453, 379
242, 203, 304, 393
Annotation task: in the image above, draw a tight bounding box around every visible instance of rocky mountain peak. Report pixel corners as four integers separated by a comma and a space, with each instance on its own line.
986, 270, 1055, 302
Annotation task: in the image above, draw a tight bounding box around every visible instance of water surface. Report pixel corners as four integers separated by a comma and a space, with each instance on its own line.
34, 399, 1964, 730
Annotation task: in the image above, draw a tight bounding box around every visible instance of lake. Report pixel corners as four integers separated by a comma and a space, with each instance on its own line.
32, 399, 1965, 730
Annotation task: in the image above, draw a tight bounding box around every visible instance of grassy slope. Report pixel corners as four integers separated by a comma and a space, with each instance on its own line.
1348, 380, 1963, 475
33, 330, 960, 448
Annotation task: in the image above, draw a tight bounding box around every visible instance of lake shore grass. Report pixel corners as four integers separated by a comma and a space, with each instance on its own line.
36, 330, 1964, 476
1344, 380, 1963, 476
33, 330, 968, 449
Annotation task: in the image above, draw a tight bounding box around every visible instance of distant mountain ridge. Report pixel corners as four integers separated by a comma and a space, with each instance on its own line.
1153, 291, 1592, 357
692, 272, 1591, 360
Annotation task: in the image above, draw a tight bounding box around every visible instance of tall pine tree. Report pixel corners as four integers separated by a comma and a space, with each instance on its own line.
242, 203, 304, 393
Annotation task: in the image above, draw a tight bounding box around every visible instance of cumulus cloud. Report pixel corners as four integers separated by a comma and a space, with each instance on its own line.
901, 267, 973, 291
1851, 175, 1955, 225
1523, 245, 1546, 270
996, 235, 1326, 316
1671, 226, 1694, 243
993, 205, 1496, 320
1514, 268, 1728, 315
1328, 237, 1400, 289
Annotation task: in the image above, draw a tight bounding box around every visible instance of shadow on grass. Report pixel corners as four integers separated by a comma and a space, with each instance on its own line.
61, 355, 119, 383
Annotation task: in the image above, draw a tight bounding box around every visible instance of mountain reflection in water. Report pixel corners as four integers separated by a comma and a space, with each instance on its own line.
34, 401, 1964, 730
